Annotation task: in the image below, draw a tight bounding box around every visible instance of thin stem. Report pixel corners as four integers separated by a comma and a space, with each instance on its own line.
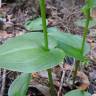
73, 7, 90, 84
47, 69, 56, 96
39, 0, 49, 51
39, 0, 55, 96
81, 8, 90, 56
73, 60, 80, 84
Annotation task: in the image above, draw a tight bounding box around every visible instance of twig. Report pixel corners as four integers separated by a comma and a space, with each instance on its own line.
0, 71, 11, 81
57, 65, 65, 96
0, 69, 6, 96
66, 58, 75, 82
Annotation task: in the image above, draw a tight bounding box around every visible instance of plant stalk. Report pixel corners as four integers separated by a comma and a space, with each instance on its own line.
73, 7, 90, 84
81, 8, 90, 55
73, 60, 80, 84
39, 0, 55, 96
39, 0, 48, 51
47, 69, 56, 96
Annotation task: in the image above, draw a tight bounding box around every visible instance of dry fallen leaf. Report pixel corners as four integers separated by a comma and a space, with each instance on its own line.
32, 72, 39, 78
77, 71, 90, 90
0, 31, 13, 38
29, 84, 50, 96
64, 63, 72, 71
38, 71, 57, 80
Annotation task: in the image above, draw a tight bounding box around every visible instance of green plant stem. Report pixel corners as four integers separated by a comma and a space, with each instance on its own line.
39, 0, 55, 96
81, 8, 90, 56
47, 69, 56, 96
39, 0, 48, 51
73, 60, 80, 84
73, 7, 90, 84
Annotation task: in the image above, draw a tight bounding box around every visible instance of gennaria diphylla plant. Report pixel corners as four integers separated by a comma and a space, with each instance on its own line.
0, 0, 95, 96
65, 0, 96, 96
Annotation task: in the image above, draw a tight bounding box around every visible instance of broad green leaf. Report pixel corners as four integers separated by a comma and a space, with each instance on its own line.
75, 19, 96, 28
0, 32, 57, 55
0, 47, 65, 73
64, 89, 91, 96
8, 73, 31, 96
48, 27, 90, 60
24, 17, 48, 31
0, 32, 64, 73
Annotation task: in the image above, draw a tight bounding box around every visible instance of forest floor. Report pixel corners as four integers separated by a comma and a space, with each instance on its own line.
0, 0, 96, 96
